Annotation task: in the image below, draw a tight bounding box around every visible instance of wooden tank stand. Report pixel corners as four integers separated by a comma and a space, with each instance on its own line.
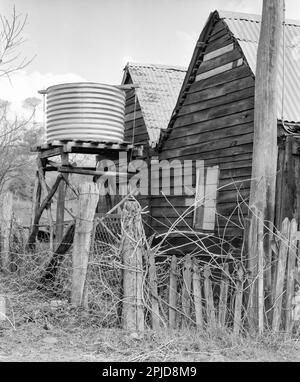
27, 139, 143, 252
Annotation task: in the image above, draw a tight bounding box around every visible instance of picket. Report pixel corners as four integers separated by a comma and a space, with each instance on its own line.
233, 264, 244, 336
193, 262, 203, 329
218, 263, 229, 327
148, 250, 160, 330
272, 218, 290, 332
169, 255, 178, 329
203, 264, 216, 328
181, 254, 192, 326
284, 219, 298, 332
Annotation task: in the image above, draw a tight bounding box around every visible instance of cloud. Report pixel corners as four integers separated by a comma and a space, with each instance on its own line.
0, 70, 86, 122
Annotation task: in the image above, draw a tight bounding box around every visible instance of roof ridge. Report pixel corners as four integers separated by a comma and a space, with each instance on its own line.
217, 9, 300, 27
126, 62, 187, 72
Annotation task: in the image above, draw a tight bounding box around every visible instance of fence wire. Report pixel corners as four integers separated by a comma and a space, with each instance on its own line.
0, 195, 300, 336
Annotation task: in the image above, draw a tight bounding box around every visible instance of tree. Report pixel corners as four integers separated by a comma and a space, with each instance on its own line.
0, 99, 43, 197
23, 97, 42, 125
0, 6, 33, 80
0, 7, 39, 199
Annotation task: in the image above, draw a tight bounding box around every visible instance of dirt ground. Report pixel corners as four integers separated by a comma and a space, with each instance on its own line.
1, 320, 300, 362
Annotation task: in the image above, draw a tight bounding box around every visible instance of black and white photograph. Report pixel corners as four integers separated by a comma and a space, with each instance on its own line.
0, 0, 299, 366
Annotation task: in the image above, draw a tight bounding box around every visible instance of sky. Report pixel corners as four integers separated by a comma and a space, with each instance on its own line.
1, 0, 300, 121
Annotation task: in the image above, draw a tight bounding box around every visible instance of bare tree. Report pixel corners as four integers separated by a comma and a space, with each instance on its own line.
0, 99, 42, 196
23, 97, 42, 125
0, 7, 39, 197
0, 6, 34, 80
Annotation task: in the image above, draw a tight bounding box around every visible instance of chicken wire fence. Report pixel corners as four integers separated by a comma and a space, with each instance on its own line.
0, 214, 244, 332
0, 214, 124, 330
1, 201, 300, 335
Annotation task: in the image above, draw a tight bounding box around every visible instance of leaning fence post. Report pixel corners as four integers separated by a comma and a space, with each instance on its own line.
121, 198, 144, 333
0, 192, 14, 273
71, 182, 99, 308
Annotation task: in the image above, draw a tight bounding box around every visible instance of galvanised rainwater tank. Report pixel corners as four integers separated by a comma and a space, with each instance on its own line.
45, 82, 125, 143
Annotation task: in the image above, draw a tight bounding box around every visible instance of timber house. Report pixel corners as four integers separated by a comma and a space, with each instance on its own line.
99, 63, 186, 214
121, 62, 186, 149
148, 10, 300, 248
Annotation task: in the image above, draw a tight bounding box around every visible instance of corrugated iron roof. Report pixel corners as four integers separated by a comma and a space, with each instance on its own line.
122, 63, 186, 146
219, 10, 300, 124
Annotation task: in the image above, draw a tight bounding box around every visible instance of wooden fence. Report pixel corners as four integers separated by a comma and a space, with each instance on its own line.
1, 190, 299, 335
121, 208, 300, 335
144, 254, 247, 334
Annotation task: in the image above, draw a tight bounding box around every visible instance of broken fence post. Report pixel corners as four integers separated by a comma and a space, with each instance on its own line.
71, 182, 99, 308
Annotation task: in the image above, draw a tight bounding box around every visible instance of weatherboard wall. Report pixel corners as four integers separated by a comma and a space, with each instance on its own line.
123, 81, 149, 146
152, 18, 256, 237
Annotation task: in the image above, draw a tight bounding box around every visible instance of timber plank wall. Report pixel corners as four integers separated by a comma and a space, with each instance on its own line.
123, 80, 149, 146
152, 18, 256, 237
123, 77, 152, 224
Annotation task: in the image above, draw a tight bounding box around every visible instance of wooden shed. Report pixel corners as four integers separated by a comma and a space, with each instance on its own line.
150, 10, 300, 244
121, 62, 186, 149
120, 63, 186, 220
97, 63, 186, 216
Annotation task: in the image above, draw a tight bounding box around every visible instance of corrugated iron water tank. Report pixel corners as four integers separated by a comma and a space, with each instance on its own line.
46, 82, 125, 143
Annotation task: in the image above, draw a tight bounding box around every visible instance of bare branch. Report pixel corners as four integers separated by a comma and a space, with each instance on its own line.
0, 6, 34, 79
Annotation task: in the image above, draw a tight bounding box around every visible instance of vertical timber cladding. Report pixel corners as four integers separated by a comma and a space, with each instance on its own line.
152, 18, 256, 236
123, 79, 149, 146
276, 135, 300, 228
122, 76, 150, 213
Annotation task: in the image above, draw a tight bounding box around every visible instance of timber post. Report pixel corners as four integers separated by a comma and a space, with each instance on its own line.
121, 198, 145, 333
246, 0, 284, 331
148, 249, 161, 330
71, 182, 99, 308
169, 255, 178, 329
55, 153, 69, 249
0, 192, 14, 273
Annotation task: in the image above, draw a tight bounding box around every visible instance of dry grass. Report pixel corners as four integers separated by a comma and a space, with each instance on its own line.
1, 270, 300, 362
1, 189, 300, 361
0, 321, 299, 362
